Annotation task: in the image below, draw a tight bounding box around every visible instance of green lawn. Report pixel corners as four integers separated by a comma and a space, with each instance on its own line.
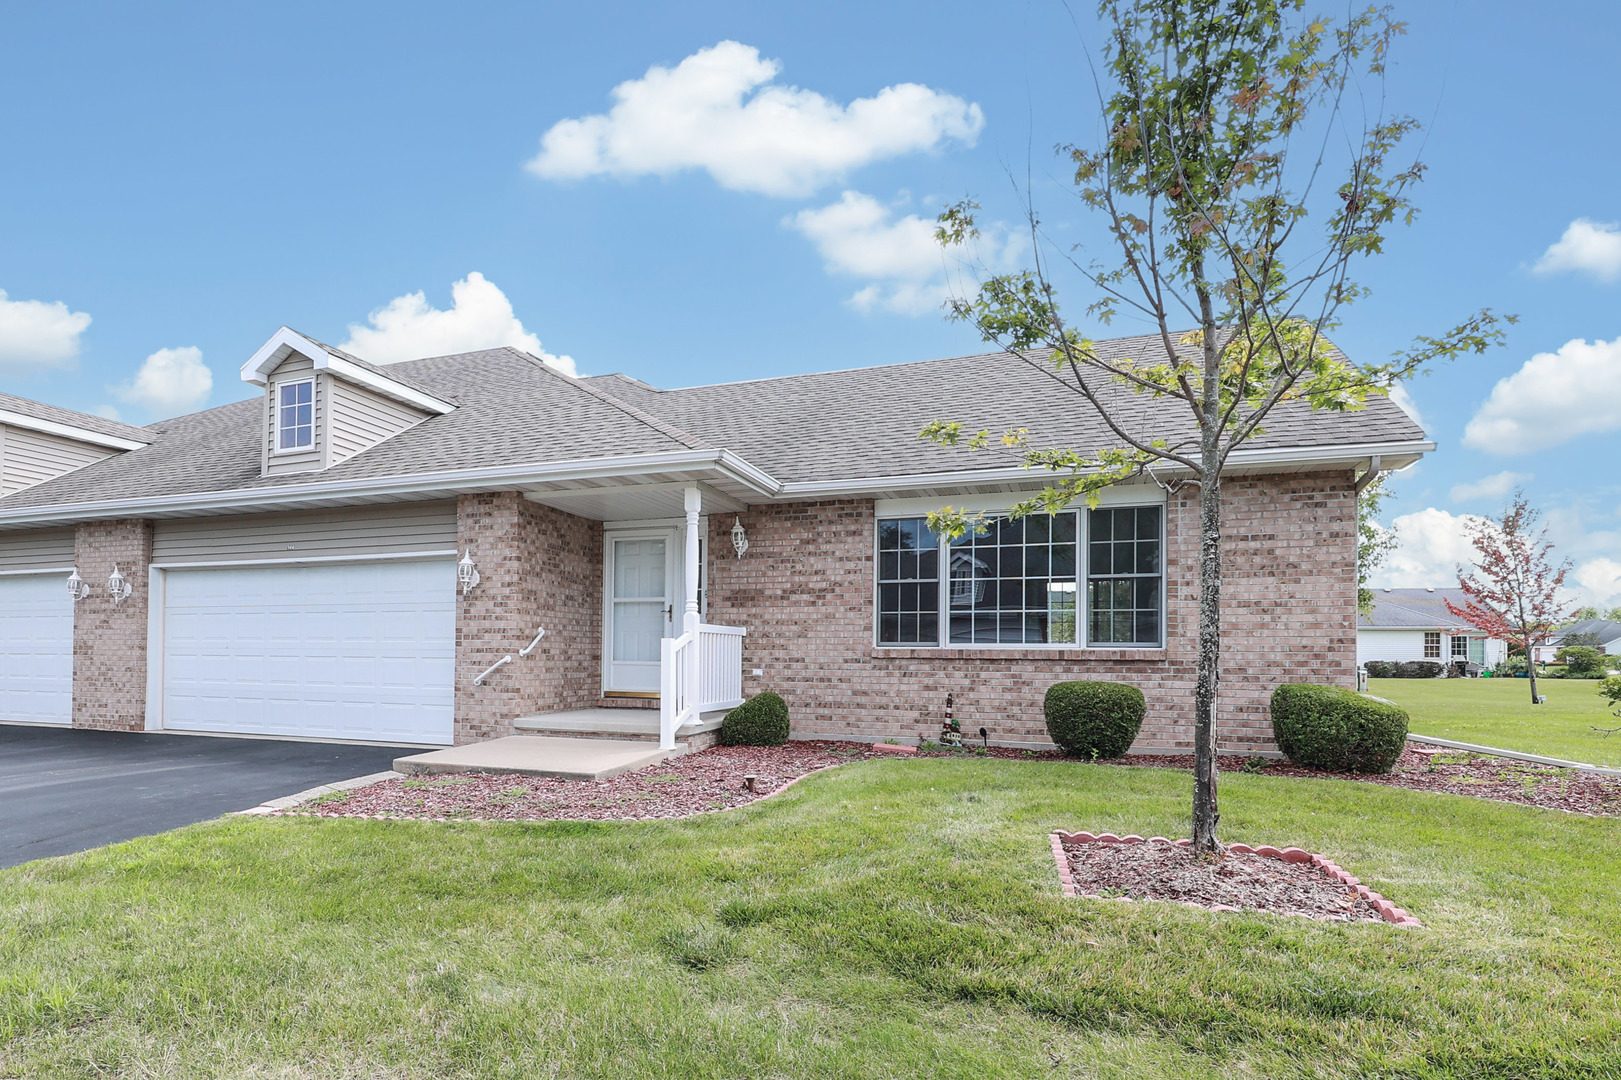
3, 759, 1619, 1079
1370, 676, 1621, 766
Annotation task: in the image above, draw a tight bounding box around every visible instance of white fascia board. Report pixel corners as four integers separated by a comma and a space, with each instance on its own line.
239, 327, 456, 414
0, 449, 783, 527
772, 439, 1436, 499
0, 408, 149, 451
240, 326, 327, 385
320, 354, 456, 415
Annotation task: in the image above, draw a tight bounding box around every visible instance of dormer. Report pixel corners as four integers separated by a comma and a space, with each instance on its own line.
0, 395, 151, 497
240, 327, 456, 477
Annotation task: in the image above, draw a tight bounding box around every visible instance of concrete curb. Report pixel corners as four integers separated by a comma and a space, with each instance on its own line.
1405, 734, 1621, 776
234, 771, 404, 815
1050, 831, 1422, 927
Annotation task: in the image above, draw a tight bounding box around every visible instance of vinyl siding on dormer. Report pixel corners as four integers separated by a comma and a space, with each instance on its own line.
262, 354, 324, 476
326, 377, 431, 466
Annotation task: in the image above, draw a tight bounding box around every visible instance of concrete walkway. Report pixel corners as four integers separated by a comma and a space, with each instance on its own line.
394, 735, 673, 780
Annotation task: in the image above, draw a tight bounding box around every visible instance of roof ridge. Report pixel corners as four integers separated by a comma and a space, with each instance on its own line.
505, 349, 710, 452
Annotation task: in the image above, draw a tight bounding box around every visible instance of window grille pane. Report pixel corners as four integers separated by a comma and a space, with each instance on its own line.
1086, 506, 1163, 646
877, 516, 940, 645
945, 512, 1079, 644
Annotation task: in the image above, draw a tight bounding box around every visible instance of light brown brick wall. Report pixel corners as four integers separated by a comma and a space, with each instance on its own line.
454, 492, 601, 742
705, 471, 1357, 753
72, 518, 153, 732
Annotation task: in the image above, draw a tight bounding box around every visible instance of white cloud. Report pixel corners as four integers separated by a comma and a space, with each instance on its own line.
1574, 557, 1621, 607
1462, 337, 1621, 454
1449, 471, 1532, 504
0, 289, 92, 374
1387, 383, 1424, 428
338, 272, 576, 376
1533, 218, 1621, 282
1369, 507, 1489, 589
789, 191, 950, 315
525, 41, 984, 197
93, 404, 122, 421
111, 346, 212, 417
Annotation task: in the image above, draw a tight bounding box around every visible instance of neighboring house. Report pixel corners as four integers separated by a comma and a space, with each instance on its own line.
0, 327, 1429, 754
1531, 619, 1621, 664
1357, 588, 1508, 670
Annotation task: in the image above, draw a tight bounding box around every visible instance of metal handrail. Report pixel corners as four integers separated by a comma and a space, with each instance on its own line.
474, 626, 546, 685
518, 626, 547, 657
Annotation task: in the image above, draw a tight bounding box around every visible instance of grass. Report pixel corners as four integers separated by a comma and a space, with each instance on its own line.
1370, 676, 1621, 766
3, 758, 1619, 1078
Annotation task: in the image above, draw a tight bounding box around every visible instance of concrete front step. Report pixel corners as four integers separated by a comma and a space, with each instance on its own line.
512, 707, 727, 742
394, 735, 676, 781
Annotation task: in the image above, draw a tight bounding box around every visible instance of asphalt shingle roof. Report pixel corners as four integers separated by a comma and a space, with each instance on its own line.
583, 334, 1426, 484
0, 390, 154, 444
1554, 619, 1621, 645
1358, 589, 1474, 629
0, 332, 1428, 511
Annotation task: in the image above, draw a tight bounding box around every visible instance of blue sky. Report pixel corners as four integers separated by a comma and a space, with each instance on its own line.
1, 1, 1617, 601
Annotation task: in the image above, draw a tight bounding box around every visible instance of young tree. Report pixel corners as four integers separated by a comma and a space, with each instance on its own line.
1446, 493, 1572, 705
923, 0, 1508, 852
1357, 474, 1398, 616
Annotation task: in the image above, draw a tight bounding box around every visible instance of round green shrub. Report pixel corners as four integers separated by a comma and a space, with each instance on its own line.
1043, 681, 1145, 759
1362, 660, 1397, 679
719, 691, 789, 746
1270, 683, 1409, 773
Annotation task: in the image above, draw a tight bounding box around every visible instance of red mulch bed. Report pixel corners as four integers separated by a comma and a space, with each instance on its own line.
284, 741, 880, 822
1060, 838, 1387, 922
918, 744, 1621, 817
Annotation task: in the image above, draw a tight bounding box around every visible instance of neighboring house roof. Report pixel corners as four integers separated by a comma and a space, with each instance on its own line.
0, 390, 154, 448
0, 330, 1431, 522
1358, 588, 1493, 631
581, 333, 1426, 485
1553, 619, 1621, 645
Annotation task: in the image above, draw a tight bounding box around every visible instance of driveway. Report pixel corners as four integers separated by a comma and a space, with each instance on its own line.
0, 725, 411, 869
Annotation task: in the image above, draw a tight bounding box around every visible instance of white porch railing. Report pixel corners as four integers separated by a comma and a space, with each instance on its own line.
659, 623, 747, 750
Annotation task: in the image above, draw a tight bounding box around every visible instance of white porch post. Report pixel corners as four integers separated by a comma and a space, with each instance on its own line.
682, 486, 701, 634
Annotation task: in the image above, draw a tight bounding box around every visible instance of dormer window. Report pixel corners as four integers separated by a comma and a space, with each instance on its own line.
277, 380, 314, 451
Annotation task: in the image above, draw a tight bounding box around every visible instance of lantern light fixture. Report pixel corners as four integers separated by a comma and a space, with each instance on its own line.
66, 568, 91, 602
457, 550, 481, 595
107, 565, 134, 604
730, 516, 749, 559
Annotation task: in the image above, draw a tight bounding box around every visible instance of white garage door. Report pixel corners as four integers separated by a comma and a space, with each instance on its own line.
0, 574, 74, 725
163, 559, 455, 745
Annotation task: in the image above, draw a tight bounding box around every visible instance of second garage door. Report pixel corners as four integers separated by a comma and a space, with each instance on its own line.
162, 559, 455, 745
0, 574, 73, 726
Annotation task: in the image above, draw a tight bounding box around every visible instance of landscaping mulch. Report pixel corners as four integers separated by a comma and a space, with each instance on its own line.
1060, 838, 1387, 922
283, 741, 880, 822
1099, 747, 1621, 817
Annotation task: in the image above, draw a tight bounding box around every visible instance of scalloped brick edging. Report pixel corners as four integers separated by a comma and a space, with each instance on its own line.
1048, 832, 1422, 927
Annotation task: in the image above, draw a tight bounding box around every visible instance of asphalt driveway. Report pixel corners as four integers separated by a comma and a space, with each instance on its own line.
0, 725, 411, 869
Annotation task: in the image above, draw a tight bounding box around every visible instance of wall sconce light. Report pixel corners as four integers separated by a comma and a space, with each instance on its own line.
730, 516, 749, 559
66, 568, 92, 602
457, 551, 481, 595
107, 565, 134, 604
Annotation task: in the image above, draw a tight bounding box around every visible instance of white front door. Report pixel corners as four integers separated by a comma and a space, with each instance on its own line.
0, 574, 74, 725
605, 532, 676, 693
161, 559, 456, 744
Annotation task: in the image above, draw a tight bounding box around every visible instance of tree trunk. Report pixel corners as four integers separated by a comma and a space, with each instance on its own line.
1528, 660, 1540, 706
1191, 463, 1223, 854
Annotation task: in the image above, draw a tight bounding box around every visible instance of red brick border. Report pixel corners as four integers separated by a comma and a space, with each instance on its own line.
1049, 831, 1422, 927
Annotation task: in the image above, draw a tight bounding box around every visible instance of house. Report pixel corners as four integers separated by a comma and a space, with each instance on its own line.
0, 327, 1429, 754
1356, 588, 1508, 670
1531, 619, 1621, 664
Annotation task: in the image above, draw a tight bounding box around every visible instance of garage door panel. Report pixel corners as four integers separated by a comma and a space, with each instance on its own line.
0, 575, 74, 725
163, 560, 454, 744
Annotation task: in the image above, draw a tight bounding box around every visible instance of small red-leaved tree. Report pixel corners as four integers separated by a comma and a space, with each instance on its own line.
1446, 492, 1572, 705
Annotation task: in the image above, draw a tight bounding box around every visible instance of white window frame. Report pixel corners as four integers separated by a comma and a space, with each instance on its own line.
1423, 631, 1442, 659
1450, 634, 1470, 660
274, 377, 316, 454
871, 490, 1166, 651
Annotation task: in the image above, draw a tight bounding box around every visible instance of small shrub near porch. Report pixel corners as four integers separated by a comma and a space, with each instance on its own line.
720, 691, 790, 746
1044, 681, 1145, 759
1271, 684, 1409, 773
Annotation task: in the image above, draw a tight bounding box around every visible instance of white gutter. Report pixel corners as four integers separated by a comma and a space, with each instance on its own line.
0, 408, 150, 451
773, 439, 1435, 498
0, 448, 783, 527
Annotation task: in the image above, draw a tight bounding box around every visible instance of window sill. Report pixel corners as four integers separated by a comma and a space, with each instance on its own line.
869, 646, 1168, 662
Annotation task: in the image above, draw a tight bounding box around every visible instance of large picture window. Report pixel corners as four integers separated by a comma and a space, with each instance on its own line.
876, 505, 1162, 648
